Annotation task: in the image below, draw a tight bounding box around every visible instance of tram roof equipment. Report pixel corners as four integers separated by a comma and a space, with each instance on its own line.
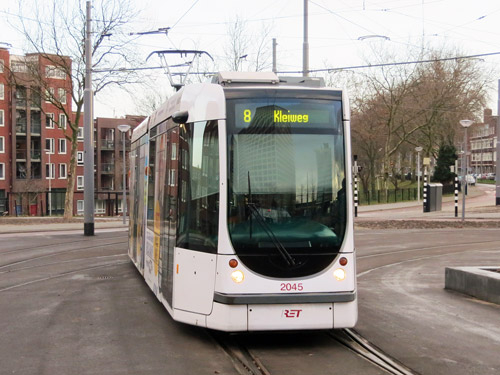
214, 71, 325, 88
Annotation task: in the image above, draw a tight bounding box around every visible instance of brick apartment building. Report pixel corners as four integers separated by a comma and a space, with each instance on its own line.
0, 47, 144, 216
468, 108, 498, 176
0, 48, 73, 216
73, 116, 143, 216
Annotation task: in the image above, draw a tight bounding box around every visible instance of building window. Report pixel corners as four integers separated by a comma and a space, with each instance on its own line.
169, 169, 176, 186
46, 163, 55, 179
0, 110, 3, 126
77, 200, 84, 214
0, 163, 4, 179
45, 138, 55, 153
77, 127, 84, 140
45, 65, 66, 79
95, 200, 105, 214
59, 114, 67, 129
11, 61, 27, 73
77, 151, 84, 165
0, 59, 3, 73
58, 138, 66, 154
77, 175, 84, 190
59, 163, 67, 179
171, 143, 177, 160
46, 113, 54, 128
0, 136, 4, 153
58, 88, 66, 104
0, 84, 4, 100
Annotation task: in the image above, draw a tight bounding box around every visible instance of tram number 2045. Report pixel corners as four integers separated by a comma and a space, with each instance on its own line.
280, 283, 304, 292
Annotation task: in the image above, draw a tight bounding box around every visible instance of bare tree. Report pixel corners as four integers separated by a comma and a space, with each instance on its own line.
223, 17, 273, 72
411, 53, 491, 156
350, 46, 491, 190
134, 86, 170, 115
224, 16, 250, 72
13, 0, 141, 219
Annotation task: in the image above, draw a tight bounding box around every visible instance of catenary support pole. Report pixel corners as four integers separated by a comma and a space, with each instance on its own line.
496, 80, 500, 205
272, 38, 277, 73
84, 0, 95, 236
122, 131, 127, 224
302, 0, 309, 77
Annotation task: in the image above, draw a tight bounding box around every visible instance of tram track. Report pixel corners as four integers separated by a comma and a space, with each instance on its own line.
209, 327, 422, 375
328, 329, 421, 375
0, 253, 128, 275
0, 239, 127, 270
0, 232, 126, 255
357, 237, 500, 260
209, 331, 271, 375
0, 259, 130, 293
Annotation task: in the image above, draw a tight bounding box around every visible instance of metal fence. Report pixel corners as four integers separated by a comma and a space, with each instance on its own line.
357, 183, 454, 205
358, 188, 418, 205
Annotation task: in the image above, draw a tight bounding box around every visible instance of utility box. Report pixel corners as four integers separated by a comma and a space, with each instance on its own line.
428, 183, 443, 212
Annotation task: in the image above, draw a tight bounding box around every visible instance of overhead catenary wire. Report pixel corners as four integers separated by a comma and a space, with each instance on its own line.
170, 0, 201, 30
92, 50, 500, 74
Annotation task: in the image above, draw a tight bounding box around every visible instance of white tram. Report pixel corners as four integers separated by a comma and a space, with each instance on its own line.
128, 72, 357, 331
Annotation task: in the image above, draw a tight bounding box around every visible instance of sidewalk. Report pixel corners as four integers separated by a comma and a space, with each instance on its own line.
355, 183, 500, 227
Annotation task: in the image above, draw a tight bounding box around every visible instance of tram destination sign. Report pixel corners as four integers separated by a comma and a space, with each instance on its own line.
233, 99, 340, 129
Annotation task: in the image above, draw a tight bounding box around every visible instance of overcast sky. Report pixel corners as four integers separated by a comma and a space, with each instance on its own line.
1, 0, 500, 117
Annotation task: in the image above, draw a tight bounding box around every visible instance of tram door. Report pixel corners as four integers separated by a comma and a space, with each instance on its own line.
160, 128, 177, 308
173, 121, 219, 314
128, 145, 137, 261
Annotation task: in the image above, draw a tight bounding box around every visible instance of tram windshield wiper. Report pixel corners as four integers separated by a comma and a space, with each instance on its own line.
247, 172, 296, 267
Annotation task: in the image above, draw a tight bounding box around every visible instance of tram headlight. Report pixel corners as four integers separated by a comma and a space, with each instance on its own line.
231, 270, 245, 283
333, 268, 346, 281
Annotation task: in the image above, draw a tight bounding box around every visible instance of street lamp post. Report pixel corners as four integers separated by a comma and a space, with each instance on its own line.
45, 149, 52, 216
117, 124, 131, 224
460, 119, 474, 221
415, 146, 423, 202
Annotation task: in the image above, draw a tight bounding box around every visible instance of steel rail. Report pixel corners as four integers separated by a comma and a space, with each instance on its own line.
0, 240, 127, 270
208, 331, 271, 375
0, 259, 129, 293
328, 329, 422, 375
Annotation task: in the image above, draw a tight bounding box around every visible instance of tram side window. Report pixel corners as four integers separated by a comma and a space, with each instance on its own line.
147, 137, 156, 230
177, 121, 219, 253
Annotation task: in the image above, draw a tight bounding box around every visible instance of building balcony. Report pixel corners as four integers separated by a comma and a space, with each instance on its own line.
31, 123, 42, 135
31, 162, 41, 179
119, 139, 131, 150
101, 140, 115, 150
16, 124, 27, 135
101, 163, 115, 174
16, 162, 27, 179
16, 149, 27, 160
15, 98, 26, 108
31, 150, 42, 160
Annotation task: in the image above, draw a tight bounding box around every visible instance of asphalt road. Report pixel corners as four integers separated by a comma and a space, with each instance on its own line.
0, 231, 238, 375
355, 228, 500, 375
0, 227, 499, 374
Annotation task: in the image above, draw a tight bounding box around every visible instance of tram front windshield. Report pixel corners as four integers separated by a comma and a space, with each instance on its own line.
227, 97, 346, 278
